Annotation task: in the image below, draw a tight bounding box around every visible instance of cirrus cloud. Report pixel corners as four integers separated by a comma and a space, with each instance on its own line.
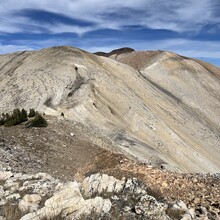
0, 0, 219, 66
0, 0, 218, 34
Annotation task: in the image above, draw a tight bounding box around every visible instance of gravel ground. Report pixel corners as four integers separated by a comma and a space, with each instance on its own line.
0, 116, 219, 219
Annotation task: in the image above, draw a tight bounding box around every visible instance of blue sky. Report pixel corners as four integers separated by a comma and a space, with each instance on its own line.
0, 0, 220, 66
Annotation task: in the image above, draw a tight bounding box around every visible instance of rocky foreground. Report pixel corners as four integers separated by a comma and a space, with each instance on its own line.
0, 122, 220, 219
1, 168, 219, 220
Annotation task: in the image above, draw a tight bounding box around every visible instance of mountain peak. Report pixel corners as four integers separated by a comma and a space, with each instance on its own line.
94, 47, 135, 57
0, 46, 220, 174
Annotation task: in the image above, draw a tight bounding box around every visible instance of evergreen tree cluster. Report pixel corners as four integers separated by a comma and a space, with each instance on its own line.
0, 108, 28, 126
0, 108, 47, 127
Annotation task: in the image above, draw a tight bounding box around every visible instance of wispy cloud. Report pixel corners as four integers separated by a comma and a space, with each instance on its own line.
0, 44, 33, 54
0, 0, 219, 34
0, 0, 219, 66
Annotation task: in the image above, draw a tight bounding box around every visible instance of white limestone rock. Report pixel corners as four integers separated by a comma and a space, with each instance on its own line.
19, 194, 42, 213
0, 171, 13, 181
172, 200, 188, 212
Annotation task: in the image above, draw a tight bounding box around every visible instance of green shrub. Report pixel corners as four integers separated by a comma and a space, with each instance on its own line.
26, 113, 48, 128
4, 118, 16, 127
0, 113, 5, 125
3, 108, 28, 126
0, 108, 42, 127
2, 113, 10, 126
4, 109, 20, 126
28, 108, 36, 118
21, 108, 28, 122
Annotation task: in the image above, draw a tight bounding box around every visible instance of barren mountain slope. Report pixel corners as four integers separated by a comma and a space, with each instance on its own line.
1, 118, 219, 220
0, 46, 220, 173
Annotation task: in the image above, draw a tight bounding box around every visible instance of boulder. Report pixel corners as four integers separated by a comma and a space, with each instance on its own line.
20, 181, 112, 220
81, 173, 125, 197
0, 186, 4, 198
172, 200, 188, 212
135, 194, 168, 219
19, 194, 42, 212
0, 171, 13, 181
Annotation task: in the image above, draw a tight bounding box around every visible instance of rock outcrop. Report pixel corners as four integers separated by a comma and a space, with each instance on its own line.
2, 168, 216, 220
0, 46, 220, 173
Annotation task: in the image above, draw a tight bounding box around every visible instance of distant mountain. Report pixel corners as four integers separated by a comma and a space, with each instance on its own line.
0, 46, 220, 173
94, 47, 135, 57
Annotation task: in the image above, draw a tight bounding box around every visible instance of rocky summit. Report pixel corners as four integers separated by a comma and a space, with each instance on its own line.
0, 46, 220, 219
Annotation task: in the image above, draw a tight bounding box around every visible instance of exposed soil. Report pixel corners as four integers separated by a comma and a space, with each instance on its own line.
0, 115, 117, 180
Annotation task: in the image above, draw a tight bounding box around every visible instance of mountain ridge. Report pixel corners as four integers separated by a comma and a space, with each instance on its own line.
0, 46, 220, 173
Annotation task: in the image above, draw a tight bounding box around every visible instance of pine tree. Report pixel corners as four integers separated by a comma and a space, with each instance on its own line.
28, 108, 36, 118
0, 113, 5, 125
26, 113, 48, 127
21, 108, 28, 122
